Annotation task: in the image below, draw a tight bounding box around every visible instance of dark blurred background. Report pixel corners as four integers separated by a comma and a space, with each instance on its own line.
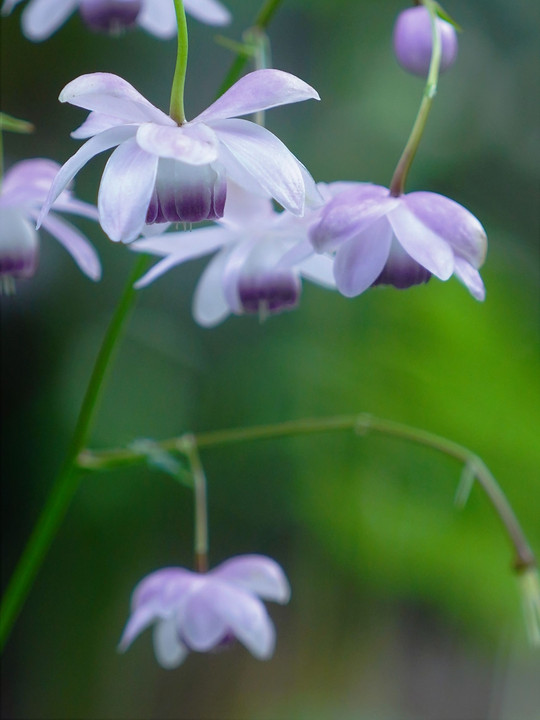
1, 1, 539, 718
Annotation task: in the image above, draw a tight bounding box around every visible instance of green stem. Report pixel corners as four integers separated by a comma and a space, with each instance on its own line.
389, 0, 442, 196
77, 413, 536, 576
169, 0, 189, 124
0, 255, 149, 651
217, 0, 285, 96
179, 436, 209, 572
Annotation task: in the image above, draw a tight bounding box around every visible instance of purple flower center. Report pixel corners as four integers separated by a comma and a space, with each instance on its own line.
373, 241, 431, 289
238, 270, 301, 315
79, 0, 142, 32
146, 160, 227, 224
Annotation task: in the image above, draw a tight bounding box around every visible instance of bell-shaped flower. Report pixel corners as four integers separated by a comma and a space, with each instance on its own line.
118, 554, 291, 668
1, 0, 231, 42
37, 70, 320, 243
310, 183, 487, 300
130, 182, 336, 326
0, 158, 101, 288
393, 6, 458, 78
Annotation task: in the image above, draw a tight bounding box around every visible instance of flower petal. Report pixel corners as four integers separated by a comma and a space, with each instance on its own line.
21, 0, 78, 41
37, 124, 137, 227
387, 203, 454, 280
213, 555, 291, 603
219, 181, 275, 229
299, 253, 336, 288
181, 590, 229, 651
137, 0, 177, 38
132, 226, 233, 288
98, 138, 158, 242
153, 616, 190, 669
0, 207, 38, 278
136, 122, 219, 165
71, 111, 128, 139
183, 0, 231, 26
36, 211, 101, 280
0, 158, 61, 207
213, 118, 306, 215
192, 250, 231, 327
194, 69, 319, 124
454, 256, 486, 301
118, 603, 161, 652
60, 73, 175, 126
404, 191, 487, 267
333, 216, 393, 297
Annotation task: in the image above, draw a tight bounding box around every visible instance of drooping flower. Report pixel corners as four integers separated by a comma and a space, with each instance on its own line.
310, 183, 487, 300
130, 182, 338, 326
393, 6, 458, 78
0, 158, 101, 288
38, 70, 320, 243
118, 555, 291, 668
1, 0, 231, 41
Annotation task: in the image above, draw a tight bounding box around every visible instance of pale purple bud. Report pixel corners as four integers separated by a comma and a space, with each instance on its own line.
238, 269, 301, 315
79, 0, 142, 33
393, 6, 458, 78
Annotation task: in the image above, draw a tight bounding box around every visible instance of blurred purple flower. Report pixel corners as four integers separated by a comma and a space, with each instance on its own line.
1, 0, 231, 41
38, 70, 320, 243
130, 182, 337, 326
0, 158, 100, 286
310, 183, 487, 300
393, 6, 458, 78
119, 555, 291, 668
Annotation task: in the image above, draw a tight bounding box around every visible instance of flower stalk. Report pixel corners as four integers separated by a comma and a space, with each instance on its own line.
178, 435, 209, 572
169, 0, 189, 124
389, 0, 442, 197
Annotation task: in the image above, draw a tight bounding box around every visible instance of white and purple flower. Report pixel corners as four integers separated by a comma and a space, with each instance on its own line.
1, 0, 231, 41
0, 158, 100, 287
130, 182, 337, 326
118, 554, 291, 668
310, 183, 487, 300
38, 70, 320, 243
393, 5, 458, 78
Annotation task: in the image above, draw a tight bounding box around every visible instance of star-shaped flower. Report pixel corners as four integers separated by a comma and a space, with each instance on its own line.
0, 158, 100, 288
38, 70, 320, 243
310, 183, 487, 300
1, 0, 231, 41
118, 555, 291, 668
130, 182, 337, 326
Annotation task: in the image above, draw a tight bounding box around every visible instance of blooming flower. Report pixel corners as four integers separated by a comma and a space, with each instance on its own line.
1, 0, 231, 41
38, 70, 320, 243
393, 6, 458, 78
118, 555, 291, 668
0, 158, 101, 288
310, 183, 487, 300
130, 182, 338, 326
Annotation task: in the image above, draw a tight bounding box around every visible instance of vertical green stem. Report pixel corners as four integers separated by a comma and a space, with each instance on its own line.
169, 0, 189, 124
0, 255, 149, 651
389, 0, 442, 196
180, 436, 209, 572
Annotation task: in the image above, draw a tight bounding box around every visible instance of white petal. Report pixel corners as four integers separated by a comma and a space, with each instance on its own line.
183, 0, 231, 26
220, 181, 275, 229
299, 253, 336, 288
387, 203, 454, 280
334, 217, 393, 297
454, 256, 486, 301
195, 69, 319, 124
221, 237, 259, 313
98, 138, 158, 243
181, 591, 229, 651
60, 73, 175, 126
137, 0, 177, 38
213, 555, 291, 603
37, 125, 137, 228
136, 122, 219, 165
213, 119, 305, 215
50, 197, 99, 222
36, 211, 101, 280
118, 604, 160, 652
153, 616, 189, 669
2, 0, 26, 15
0, 207, 38, 278
71, 111, 128, 139
192, 250, 231, 327
132, 226, 232, 288
21, 0, 78, 41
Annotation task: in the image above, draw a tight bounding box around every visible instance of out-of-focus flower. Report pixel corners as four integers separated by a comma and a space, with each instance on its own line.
130, 182, 337, 326
0, 158, 100, 287
393, 6, 458, 77
38, 70, 320, 243
118, 555, 291, 668
310, 183, 487, 300
1, 0, 231, 41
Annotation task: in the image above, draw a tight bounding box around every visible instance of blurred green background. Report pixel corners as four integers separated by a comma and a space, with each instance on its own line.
1, 0, 539, 718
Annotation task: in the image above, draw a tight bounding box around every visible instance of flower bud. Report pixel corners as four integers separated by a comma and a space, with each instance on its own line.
79, 0, 142, 33
393, 6, 458, 78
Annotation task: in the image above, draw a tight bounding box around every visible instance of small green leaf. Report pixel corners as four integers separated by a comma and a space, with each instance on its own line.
0, 112, 35, 134
214, 35, 256, 57
433, 2, 463, 32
